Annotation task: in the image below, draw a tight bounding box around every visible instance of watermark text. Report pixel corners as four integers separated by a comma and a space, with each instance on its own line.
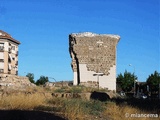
125, 113, 159, 118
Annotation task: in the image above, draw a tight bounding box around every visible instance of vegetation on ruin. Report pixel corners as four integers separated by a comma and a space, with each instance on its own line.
26, 73, 49, 85
26, 73, 35, 84
54, 85, 110, 94
0, 86, 159, 120
26, 71, 160, 94
1, 71, 158, 119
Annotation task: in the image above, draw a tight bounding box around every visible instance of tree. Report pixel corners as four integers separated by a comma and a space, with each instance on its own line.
36, 76, 49, 85
117, 70, 138, 92
26, 73, 35, 83
146, 71, 160, 92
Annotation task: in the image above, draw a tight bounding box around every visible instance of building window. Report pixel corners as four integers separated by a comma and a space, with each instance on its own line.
11, 46, 15, 50
0, 43, 4, 51
16, 71, 18, 75
0, 69, 4, 73
0, 59, 4, 62
8, 54, 13, 62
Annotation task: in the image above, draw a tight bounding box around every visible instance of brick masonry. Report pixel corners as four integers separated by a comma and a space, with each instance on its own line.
69, 32, 120, 90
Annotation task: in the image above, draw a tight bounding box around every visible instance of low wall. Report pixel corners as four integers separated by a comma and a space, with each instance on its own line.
0, 74, 35, 90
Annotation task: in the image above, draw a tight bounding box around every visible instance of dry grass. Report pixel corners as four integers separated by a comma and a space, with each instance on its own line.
104, 101, 159, 120
5, 94, 89, 120
0, 93, 46, 110
47, 98, 89, 120
0, 88, 159, 120
62, 99, 87, 120
47, 98, 105, 120
53, 85, 109, 94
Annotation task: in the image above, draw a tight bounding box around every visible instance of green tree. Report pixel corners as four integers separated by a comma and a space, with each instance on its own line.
26, 73, 35, 83
146, 71, 160, 92
117, 70, 138, 92
36, 76, 49, 85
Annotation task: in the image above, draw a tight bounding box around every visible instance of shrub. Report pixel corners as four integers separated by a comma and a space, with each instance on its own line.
86, 100, 105, 115
62, 99, 88, 120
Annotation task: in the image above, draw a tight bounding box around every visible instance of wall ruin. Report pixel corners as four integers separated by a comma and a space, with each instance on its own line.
69, 32, 120, 90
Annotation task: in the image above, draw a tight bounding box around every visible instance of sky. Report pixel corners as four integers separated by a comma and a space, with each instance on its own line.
0, 0, 159, 82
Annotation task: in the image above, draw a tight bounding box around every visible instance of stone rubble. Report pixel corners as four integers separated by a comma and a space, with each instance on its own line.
0, 74, 36, 90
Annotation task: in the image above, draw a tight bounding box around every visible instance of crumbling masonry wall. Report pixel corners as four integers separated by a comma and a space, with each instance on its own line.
0, 74, 35, 90
69, 32, 120, 90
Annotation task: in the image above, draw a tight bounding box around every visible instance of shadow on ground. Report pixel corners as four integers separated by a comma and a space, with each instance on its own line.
90, 91, 160, 114
0, 110, 66, 120
111, 97, 160, 113
90, 91, 110, 102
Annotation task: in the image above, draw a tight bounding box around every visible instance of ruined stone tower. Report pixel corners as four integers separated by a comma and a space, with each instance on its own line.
69, 32, 120, 90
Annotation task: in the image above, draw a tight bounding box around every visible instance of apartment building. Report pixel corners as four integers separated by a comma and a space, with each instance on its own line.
0, 30, 20, 75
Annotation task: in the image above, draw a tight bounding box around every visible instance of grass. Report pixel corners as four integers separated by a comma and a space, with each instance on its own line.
53, 86, 84, 93
4, 91, 103, 120
62, 99, 88, 120
0, 92, 46, 110
103, 101, 159, 120
45, 97, 159, 120
47, 98, 106, 120
53, 85, 110, 93
0, 87, 159, 120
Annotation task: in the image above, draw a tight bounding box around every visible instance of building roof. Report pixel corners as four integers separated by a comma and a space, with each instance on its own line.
0, 30, 20, 44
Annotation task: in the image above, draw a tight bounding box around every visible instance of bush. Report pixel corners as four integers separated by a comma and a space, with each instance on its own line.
36, 76, 49, 85
62, 99, 89, 120
46, 97, 105, 120
86, 100, 105, 115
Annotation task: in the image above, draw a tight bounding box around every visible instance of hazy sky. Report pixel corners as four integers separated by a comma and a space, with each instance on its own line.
0, 0, 159, 81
